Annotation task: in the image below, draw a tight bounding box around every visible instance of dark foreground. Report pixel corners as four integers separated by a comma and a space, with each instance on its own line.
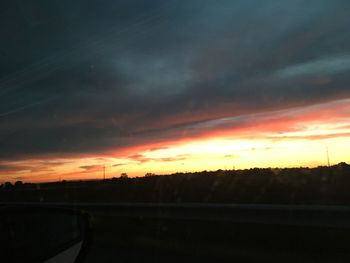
2, 163, 350, 262
86, 219, 350, 263
83, 205, 350, 263
4, 202, 349, 263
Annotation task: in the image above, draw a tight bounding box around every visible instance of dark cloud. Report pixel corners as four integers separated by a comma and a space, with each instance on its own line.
1, 0, 350, 160
224, 154, 239, 158
0, 163, 29, 172
0, 159, 68, 174
126, 153, 190, 164
112, 162, 133, 167
269, 133, 350, 142
80, 164, 103, 172
247, 147, 272, 152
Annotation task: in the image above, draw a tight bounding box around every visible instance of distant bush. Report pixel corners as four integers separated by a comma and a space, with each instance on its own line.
120, 173, 128, 178
4, 182, 13, 189
14, 181, 23, 187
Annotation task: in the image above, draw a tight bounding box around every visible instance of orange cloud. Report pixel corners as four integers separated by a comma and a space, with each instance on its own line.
1, 98, 349, 183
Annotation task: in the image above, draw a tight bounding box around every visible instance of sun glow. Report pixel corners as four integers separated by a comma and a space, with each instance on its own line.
1, 100, 350, 183
2, 135, 349, 183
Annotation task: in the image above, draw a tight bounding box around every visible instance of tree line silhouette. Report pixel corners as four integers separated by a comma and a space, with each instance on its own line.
1, 162, 349, 205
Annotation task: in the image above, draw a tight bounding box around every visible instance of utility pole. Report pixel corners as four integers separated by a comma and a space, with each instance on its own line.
103, 164, 106, 180
326, 146, 331, 167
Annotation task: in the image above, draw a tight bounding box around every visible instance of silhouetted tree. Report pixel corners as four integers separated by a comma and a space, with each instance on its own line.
4, 182, 13, 189
14, 181, 23, 187
120, 173, 128, 178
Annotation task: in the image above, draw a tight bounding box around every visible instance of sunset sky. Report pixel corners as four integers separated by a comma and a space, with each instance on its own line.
0, 0, 350, 183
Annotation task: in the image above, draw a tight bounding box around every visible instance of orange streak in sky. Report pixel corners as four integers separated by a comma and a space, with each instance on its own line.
1, 99, 350, 183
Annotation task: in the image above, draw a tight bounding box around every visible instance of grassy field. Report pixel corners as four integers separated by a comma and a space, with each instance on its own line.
85, 215, 350, 263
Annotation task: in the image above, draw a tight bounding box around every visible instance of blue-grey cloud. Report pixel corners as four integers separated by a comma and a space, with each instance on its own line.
1, 0, 350, 160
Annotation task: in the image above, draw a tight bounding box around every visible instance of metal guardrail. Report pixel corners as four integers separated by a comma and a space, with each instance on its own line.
1, 202, 350, 228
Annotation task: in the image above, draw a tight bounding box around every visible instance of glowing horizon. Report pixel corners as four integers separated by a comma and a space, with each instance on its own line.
1, 98, 349, 183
